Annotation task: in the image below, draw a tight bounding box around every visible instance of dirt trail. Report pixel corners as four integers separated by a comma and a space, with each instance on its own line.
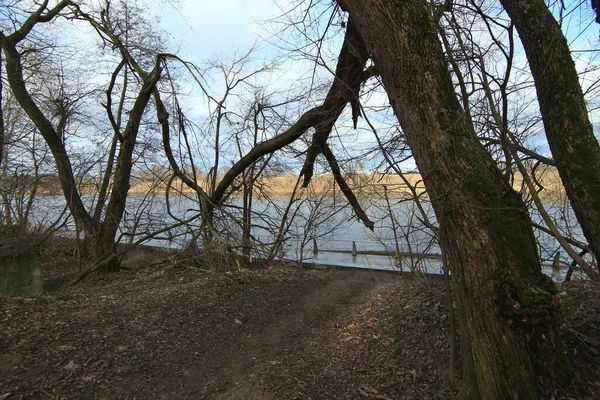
190, 269, 387, 398
1, 256, 402, 400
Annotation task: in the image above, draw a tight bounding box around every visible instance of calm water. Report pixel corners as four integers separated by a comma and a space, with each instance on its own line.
30, 193, 586, 280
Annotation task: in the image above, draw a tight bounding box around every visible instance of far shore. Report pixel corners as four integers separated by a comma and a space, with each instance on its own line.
35, 169, 566, 198
129, 169, 567, 197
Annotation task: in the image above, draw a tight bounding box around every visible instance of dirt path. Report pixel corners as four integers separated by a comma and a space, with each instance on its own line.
1, 255, 405, 399
190, 269, 386, 399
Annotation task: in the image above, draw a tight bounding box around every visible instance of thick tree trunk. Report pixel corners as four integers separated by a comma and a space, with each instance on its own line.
337, 0, 571, 398
91, 228, 120, 274
1, 35, 95, 232
500, 0, 600, 264
0, 35, 5, 170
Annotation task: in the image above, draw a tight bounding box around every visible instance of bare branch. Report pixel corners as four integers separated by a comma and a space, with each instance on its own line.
323, 143, 374, 230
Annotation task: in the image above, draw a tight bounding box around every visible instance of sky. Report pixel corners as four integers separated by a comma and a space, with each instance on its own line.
150, 0, 280, 61
9, 0, 599, 173
60, 0, 600, 173
141, 0, 384, 171
151, 2, 600, 114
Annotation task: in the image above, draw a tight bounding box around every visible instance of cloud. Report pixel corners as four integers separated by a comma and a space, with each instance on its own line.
156, 0, 278, 60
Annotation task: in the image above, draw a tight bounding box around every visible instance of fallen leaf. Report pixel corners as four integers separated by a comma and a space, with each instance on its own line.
64, 360, 79, 372
342, 334, 361, 342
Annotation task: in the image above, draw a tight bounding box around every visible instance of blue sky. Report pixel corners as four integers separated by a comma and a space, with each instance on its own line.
151, 0, 279, 61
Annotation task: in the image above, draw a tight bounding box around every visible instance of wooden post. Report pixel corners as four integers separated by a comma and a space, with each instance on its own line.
352, 241, 358, 257
313, 238, 318, 255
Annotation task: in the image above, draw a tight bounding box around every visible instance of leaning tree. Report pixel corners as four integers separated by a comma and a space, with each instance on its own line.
208, 0, 572, 398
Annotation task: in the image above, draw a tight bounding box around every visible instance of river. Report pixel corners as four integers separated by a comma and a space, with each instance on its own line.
29, 193, 586, 280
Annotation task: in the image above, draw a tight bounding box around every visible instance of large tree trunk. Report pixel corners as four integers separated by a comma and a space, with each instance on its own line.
1, 34, 95, 233
500, 0, 600, 266
338, 0, 571, 398
0, 35, 5, 170
90, 225, 120, 274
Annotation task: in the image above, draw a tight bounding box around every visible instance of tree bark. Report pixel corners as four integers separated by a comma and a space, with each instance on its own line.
337, 0, 571, 398
0, 34, 5, 170
91, 230, 120, 273
208, 22, 374, 228
1, 34, 95, 232
500, 0, 600, 263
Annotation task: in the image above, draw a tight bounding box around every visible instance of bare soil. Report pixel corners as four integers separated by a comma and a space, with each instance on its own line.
1, 238, 599, 399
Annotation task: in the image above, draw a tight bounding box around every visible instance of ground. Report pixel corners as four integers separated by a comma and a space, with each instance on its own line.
1, 238, 599, 399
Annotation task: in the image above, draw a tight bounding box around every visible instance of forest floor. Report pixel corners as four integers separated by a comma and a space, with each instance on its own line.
1, 237, 599, 399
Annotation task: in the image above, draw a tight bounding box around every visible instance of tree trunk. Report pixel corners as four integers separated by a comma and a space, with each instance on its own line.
500, 0, 600, 263
241, 170, 252, 265
91, 230, 120, 274
0, 34, 5, 170
1, 34, 95, 232
337, 0, 571, 398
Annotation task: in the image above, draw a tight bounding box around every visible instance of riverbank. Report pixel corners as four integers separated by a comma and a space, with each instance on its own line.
1, 237, 598, 398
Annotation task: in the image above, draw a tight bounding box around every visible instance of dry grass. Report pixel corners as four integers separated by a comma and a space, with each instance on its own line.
38, 168, 566, 198
129, 169, 565, 197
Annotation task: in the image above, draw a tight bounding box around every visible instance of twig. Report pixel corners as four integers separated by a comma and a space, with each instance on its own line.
567, 328, 600, 354
39, 373, 53, 399
507, 141, 600, 281
379, 380, 402, 393
65, 212, 202, 286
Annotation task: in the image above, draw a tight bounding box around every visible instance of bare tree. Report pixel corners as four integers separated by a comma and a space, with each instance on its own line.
434, 0, 599, 280
1, 0, 166, 272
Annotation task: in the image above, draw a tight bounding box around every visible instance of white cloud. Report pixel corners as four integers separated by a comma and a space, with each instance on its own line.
154, 0, 278, 61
